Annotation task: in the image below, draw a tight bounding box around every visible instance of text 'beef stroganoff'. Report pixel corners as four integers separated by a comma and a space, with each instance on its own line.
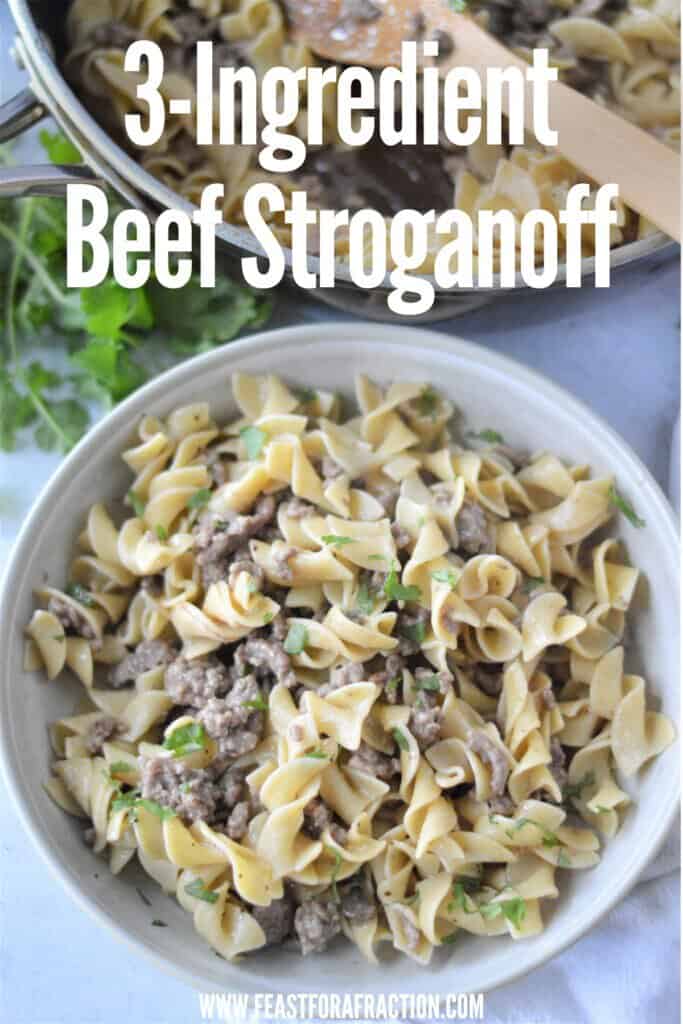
27, 374, 674, 962
64, 0, 680, 272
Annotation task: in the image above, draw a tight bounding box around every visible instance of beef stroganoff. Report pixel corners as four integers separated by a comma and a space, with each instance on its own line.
27, 374, 674, 962
64, 0, 680, 271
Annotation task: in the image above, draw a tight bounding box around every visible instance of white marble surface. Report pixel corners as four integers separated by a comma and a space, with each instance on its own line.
0, 6, 680, 1023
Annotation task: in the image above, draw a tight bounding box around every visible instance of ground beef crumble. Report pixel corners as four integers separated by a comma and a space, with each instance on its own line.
109, 638, 175, 687
140, 756, 216, 823
164, 653, 231, 707
85, 715, 122, 755
294, 897, 342, 955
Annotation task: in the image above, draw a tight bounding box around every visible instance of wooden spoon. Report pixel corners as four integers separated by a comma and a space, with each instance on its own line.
284, 0, 680, 241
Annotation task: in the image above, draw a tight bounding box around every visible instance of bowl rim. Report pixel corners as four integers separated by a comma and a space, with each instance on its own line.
0, 322, 679, 1000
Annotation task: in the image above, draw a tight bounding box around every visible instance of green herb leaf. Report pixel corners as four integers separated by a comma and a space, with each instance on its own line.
506, 817, 560, 849
305, 749, 328, 760
128, 490, 146, 518
240, 425, 267, 461
468, 428, 504, 445
449, 0, 468, 11
441, 931, 459, 944
136, 799, 177, 821
400, 620, 426, 647
415, 386, 440, 420
187, 488, 211, 511
368, 554, 386, 562
393, 728, 409, 752
148, 274, 272, 354
563, 771, 596, 803
414, 674, 441, 692
184, 879, 219, 904
243, 696, 268, 711
384, 566, 422, 603
557, 849, 571, 868
296, 387, 317, 405
284, 622, 308, 655
431, 569, 460, 588
163, 722, 207, 758
386, 675, 401, 694
262, 612, 274, 625
109, 761, 135, 775
609, 485, 645, 528
39, 129, 83, 164
155, 524, 168, 541
65, 581, 95, 607
480, 896, 526, 929
111, 790, 141, 813
356, 582, 375, 616
523, 576, 546, 593
321, 534, 354, 548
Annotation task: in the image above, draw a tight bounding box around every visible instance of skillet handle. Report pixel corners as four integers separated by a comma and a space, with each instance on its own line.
0, 87, 47, 142
0, 87, 102, 196
0, 163, 102, 198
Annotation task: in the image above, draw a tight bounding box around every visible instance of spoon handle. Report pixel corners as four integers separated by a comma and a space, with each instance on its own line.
421, 1, 680, 241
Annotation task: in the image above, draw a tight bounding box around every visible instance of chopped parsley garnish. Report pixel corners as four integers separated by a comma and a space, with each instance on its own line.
184, 879, 219, 904
356, 582, 375, 616
112, 790, 175, 821
523, 576, 545, 592
368, 554, 386, 562
384, 566, 422, 603
262, 612, 274, 625
111, 790, 140, 813
609, 485, 645, 528
400, 620, 426, 647
416, 386, 440, 420
305, 749, 328, 760
128, 490, 146, 518
296, 387, 317, 405
109, 761, 135, 775
321, 534, 354, 548
386, 675, 401, 694
187, 488, 211, 511
243, 696, 268, 711
163, 722, 207, 757
449, 0, 468, 11
441, 931, 458, 944
327, 846, 343, 900
240, 425, 267, 460
431, 569, 460, 588
393, 728, 409, 752
480, 896, 526, 929
155, 524, 168, 541
563, 771, 596, 803
468, 428, 504, 445
136, 799, 177, 821
414, 674, 441, 692
284, 622, 308, 655
557, 849, 571, 868
506, 818, 560, 848
449, 881, 479, 914
65, 582, 95, 607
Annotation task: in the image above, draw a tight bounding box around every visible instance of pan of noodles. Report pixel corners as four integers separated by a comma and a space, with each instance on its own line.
1, 0, 679, 320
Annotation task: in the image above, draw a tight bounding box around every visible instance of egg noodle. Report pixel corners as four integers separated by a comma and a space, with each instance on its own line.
27, 373, 674, 963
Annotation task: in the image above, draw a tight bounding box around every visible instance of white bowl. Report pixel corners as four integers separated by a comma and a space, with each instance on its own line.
0, 324, 678, 999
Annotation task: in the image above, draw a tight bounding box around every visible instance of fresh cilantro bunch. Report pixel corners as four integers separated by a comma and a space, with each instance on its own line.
0, 131, 272, 454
